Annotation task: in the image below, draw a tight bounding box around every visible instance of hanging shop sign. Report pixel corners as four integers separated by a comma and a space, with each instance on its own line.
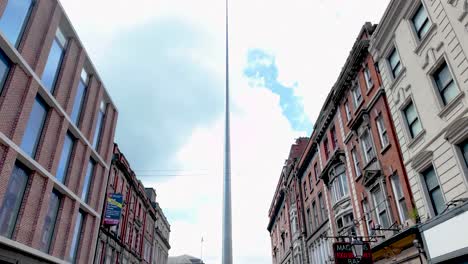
333, 242, 373, 264
103, 193, 123, 226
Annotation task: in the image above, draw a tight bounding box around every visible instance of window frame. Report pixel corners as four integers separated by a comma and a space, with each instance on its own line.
402, 99, 423, 139
360, 128, 376, 164
421, 165, 445, 216
431, 60, 459, 106
351, 79, 363, 109
388, 47, 402, 78
40, 190, 61, 253
411, 3, 432, 40
41, 27, 68, 93
351, 147, 362, 178
0, 50, 11, 95
0, 0, 36, 47
363, 64, 373, 90
21, 95, 49, 158
71, 69, 89, 125
376, 113, 389, 149
371, 184, 390, 228
344, 101, 352, 122
390, 174, 409, 223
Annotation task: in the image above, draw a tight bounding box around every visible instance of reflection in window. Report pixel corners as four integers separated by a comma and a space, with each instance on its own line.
69, 210, 84, 263
433, 62, 458, 105
403, 101, 422, 138
93, 101, 106, 150
412, 4, 431, 39
0, 0, 34, 46
0, 50, 11, 94
71, 69, 88, 124
56, 132, 74, 183
40, 190, 60, 252
422, 166, 445, 216
42, 27, 67, 92
21, 96, 48, 157
82, 159, 95, 202
0, 163, 29, 238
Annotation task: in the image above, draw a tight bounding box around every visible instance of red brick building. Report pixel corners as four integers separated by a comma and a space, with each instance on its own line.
95, 144, 164, 264
0, 0, 118, 263
268, 23, 422, 264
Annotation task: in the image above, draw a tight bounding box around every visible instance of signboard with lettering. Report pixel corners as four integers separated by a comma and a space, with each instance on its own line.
333, 242, 373, 264
103, 193, 123, 226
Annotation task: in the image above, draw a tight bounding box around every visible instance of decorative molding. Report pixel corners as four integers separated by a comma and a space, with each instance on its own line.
411, 150, 433, 172
421, 40, 444, 70
444, 116, 468, 143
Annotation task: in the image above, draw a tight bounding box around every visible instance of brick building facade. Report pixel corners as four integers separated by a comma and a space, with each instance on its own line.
94, 144, 169, 264
0, 0, 118, 263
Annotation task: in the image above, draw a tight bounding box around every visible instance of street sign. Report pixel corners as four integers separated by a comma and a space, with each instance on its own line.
103, 193, 123, 226
333, 242, 373, 264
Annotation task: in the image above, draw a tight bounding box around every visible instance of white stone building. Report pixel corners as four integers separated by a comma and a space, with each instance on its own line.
370, 0, 468, 262
153, 202, 171, 264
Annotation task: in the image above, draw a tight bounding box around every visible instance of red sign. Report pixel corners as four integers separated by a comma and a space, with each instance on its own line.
333, 242, 373, 264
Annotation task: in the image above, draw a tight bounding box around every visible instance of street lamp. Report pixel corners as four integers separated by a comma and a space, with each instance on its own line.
351, 238, 364, 259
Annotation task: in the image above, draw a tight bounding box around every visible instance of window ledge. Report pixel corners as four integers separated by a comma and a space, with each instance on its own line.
407, 129, 426, 149
437, 92, 465, 119
380, 143, 392, 155
388, 67, 407, 92
414, 23, 437, 56
366, 84, 375, 95
353, 100, 365, 114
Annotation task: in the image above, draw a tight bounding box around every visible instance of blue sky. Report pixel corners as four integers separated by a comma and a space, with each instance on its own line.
60, 1, 390, 263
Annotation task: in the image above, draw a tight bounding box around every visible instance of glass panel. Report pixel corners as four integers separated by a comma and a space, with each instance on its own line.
21, 96, 48, 157
40, 190, 60, 252
71, 79, 87, 124
380, 210, 390, 228
442, 81, 458, 104
431, 187, 445, 215
404, 103, 417, 124
0, 51, 10, 93
69, 210, 84, 262
391, 175, 404, 199
410, 119, 422, 137
461, 140, 468, 167
92, 107, 105, 149
418, 19, 431, 38
56, 132, 74, 183
82, 160, 95, 202
0, 163, 29, 238
41, 37, 65, 92
423, 167, 439, 191
435, 64, 452, 90
413, 5, 429, 34
0, 0, 34, 46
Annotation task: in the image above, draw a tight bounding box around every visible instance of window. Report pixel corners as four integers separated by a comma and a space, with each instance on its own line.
388, 48, 402, 78
40, 190, 60, 252
69, 210, 84, 263
433, 61, 458, 105
56, 132, 74, 183
360, 129, 375, 164
351, 148, 361, 177
0, 163, 29, 238
303, 182, 307, 195
318, 192, 327, 222
81, 159, 95, 202
412, 4, 431, 39
376, 114, 389, 148
460, 139, 468, 168
403, 101, 422, 138
371, 185, 390, 228
0, 51, 11, 94
93, 101, 106, 149
422, 166, 445, 216
21, 96, 48, 157
352, 80, 363, 108
314, 163, 320, 182
0, 0, 35, 46
362, 200, 373, 236
308, 172, 313, 190
344, 101, 352, 121
330, 127, 337, 150
391, 174, 409, 223
42, 27, 67, 92
312, 201, 319, 227
323, 138, 330, 160
306, 208, 312, 233
331, 165, 349, 204
71, 69, 89, 124
363, 64, 373, 89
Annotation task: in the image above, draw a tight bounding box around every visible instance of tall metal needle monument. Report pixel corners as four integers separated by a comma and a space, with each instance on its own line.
222, 0, 233, 262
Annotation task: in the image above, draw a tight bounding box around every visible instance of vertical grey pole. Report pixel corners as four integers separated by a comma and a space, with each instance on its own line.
222, 0, 233, 262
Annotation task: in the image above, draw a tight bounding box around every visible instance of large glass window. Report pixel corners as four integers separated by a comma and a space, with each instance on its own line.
0, 163, 29, 238
376, 114, 389, 148
388, 48, 402, 78
422, 166, 445, 216
314, 163, 319, 182
433, 61, 458, 105
364, 64, 373, 89
331, 165, 349, 204
71, 69, 88, 124
39, 190, 60, 252
21, 96, 48, 157
352, 80, 363, 108
344, 101, 352, 121
0, 51, 11, 94
312, 201, 319, 227
412, 4, 431, 39
362, 200, 373, 235
93, 101, 106, 150
56, 132, 74, 183
69, 210, 84, 263
360, 129, 375, 164
371, 185, 390, 228
82, 159, 95, 202
0, 0, 34, 46
318, 192, 327, 221
403, 101, 422, 138
351, 148, 361, 177
42, 27, 67, 92
330, 127, 337, 150
391, 174, 409, 223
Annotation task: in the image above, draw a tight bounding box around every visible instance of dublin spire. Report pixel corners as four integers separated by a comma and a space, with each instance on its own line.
222, 0, 233, 262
